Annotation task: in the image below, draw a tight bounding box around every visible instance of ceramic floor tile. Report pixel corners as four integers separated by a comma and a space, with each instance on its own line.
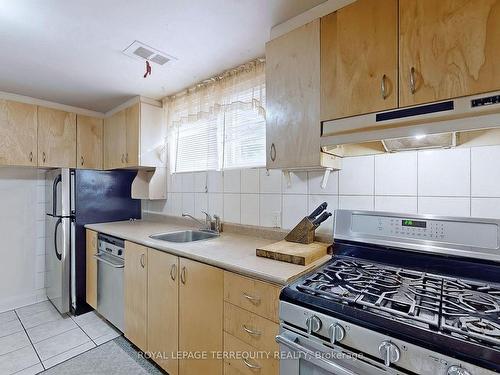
27, 315, 77, 344
79, 318, 120, 341
0, 345, 40, 375
0, 318, 24, 339
0, 331, 31, 356
0, 310, 18, 324
19, 308, 65, 330
15, 301, 54, 319
71, 311, 102, 327
14, 363, 44, 375
93, 330, 121, 346
42, 341, 95, 369
33, 327, 91, 361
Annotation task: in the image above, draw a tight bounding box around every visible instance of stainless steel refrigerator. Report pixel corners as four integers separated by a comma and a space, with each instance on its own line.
45, 169, 141, 315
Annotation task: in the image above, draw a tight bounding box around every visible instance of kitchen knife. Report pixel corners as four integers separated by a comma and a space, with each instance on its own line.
307, 202, 328, 220
312, 211, 332, 227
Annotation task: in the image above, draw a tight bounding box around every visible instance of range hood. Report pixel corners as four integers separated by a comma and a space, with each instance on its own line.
321, 91, 500, 152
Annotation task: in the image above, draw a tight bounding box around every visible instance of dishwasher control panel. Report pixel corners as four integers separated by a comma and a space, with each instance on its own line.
98, 233, 125, 259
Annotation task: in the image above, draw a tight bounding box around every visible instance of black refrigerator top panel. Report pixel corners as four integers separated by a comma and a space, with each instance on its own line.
74, 169, 141, 224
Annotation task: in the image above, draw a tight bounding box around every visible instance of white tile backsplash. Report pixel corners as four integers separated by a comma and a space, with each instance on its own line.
194, 193, 208, 219
241, 194, 259, 226
181, 173, 194, 192
223, 170, 241, 193
208, 193, 223, 218
241, 169, 259, 194
418, 197, 470, 217
339, 155, 374, 195
282, 172, 308, 194
374, 196, 418, 214
375, 152, 417, 196
339, 195, 374, 210
471, 145, 500, 197
259, 194, 281, 228
282, 195, 308, 230
259, 169, 281, 194
471, 197, 500, 219
223, 193, 241, 224
308, 171, 338, 195
207, 171, 224, 193
194, 172, 208, 193
418, 148, 470, 197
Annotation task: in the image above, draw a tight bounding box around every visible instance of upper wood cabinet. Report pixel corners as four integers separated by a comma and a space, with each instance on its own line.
147, 249, 179, 375
37, 107, 76, 168
266, 20, 321, 169
179, 258, 223, 375
104, 101, 165, 170
321, 0, 398, 121
77, 115, 103, 170
0, 100, 37, 167
399, 0, 500, 107
124, 241, 148, 351
85, 229, 98, 309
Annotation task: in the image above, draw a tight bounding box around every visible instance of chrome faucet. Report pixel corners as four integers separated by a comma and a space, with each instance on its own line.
182, 211, 222, 233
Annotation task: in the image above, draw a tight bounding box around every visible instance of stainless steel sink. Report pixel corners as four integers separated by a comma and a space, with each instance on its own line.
149, 230, 219, 243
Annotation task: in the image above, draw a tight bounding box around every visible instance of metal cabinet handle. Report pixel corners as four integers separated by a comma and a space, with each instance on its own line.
409, 67, 416, 94
170, 264, 177, 281
42, 152, 46, 163
269, 143, 276, 162
242, 358, 261, 370
180, 266, 186, 284
242, 324, 261, 336
125, 153, 129, 163
243, 292, 261, 304
381, 74, 387, 100
121, 154, 125, 163
80, 156, 84, 166
29, 152, 33, 163
140, 253, 145, 268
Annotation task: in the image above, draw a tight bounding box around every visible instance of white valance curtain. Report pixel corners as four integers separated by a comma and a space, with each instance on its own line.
164, 59, 266, 173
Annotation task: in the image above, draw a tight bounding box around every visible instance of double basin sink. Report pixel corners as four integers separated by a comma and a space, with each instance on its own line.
150, 230, 219, 243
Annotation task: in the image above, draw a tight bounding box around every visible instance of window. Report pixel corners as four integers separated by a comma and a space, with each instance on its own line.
166, 59, 266, 173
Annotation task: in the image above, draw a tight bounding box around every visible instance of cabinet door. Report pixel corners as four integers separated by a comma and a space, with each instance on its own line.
103, 110, 126, 169
147, 249, 179, 375
85, 230, 98, 309
179, 258, 223, 375
400, 0, 500, 107
265, 20, 321, 169
0, 100, 37, 166
125, 103, 140, 167
124, 241, 148, 351
37, 107, 76, 168
321, 0, 398, 120
77, 115, 103, 170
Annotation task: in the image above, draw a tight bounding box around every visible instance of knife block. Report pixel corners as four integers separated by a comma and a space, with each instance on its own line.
285, 217, 316, 244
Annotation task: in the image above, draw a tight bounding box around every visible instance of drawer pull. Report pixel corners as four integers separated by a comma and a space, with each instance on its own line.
242, 324, 262, 336
243, 292, 261, 304
243, 358, 262, 370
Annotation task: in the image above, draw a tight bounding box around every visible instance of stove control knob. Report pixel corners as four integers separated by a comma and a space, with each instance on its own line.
447, 366, 471, 375
328, 323, 346, 344
378, 340, 400, 367
306, 315, 322, 334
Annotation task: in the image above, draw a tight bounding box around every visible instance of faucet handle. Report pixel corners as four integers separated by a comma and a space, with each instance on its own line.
201, 210, 212, 221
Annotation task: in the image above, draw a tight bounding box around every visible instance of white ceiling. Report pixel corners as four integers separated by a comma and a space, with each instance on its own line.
0, 0, 327, 112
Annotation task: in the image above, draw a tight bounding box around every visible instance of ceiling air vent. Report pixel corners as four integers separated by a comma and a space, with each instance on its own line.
122, 40, 176, 66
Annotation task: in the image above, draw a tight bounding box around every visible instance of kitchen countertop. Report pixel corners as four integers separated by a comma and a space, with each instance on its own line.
85, 220, 330, 285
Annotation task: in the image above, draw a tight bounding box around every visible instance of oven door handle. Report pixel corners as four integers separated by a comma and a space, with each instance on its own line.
276, 334, 357, 375
94, 254, 124, 268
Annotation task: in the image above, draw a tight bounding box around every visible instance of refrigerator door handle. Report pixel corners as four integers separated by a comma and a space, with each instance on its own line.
52, 174, 62, 216
54, 218, 63, 261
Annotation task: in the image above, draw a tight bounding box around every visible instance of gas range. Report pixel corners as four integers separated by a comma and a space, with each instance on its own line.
278, 210, 500, 375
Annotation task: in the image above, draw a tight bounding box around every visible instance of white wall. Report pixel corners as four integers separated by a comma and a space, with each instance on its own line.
144, 144, 500, 235
0, 168, 46, 312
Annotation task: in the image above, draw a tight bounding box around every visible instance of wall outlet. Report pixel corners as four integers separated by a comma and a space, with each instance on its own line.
272, 211, 281, 228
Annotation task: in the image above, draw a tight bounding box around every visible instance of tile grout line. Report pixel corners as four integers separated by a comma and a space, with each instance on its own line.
69, 315, 98, 347
13, 309, 45, 371
41, 340, 96, 368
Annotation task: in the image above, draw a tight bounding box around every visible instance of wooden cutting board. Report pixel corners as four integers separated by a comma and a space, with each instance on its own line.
256, 240, 331, 266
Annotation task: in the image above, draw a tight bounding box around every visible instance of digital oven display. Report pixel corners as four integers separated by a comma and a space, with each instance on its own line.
402, 219, 427, 228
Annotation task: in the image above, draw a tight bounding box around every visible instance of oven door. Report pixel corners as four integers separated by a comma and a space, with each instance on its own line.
277, 329, 397, 375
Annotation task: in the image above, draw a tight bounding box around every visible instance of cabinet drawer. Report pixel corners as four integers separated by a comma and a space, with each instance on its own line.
224, 332, 279, 375
224, 302, 279, 353
224, 272, 281, 323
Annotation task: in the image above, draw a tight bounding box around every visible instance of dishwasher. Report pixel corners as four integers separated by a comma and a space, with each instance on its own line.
95, 234, 125, 332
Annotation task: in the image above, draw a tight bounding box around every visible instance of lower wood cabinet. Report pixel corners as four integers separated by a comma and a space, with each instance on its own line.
179, 258, 224, 375
124, 241, 148, 351
147, 249, 179, 375
85, 230, 98, 309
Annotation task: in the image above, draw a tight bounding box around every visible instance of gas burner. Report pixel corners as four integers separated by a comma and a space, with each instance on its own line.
459, 317, 500, 337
